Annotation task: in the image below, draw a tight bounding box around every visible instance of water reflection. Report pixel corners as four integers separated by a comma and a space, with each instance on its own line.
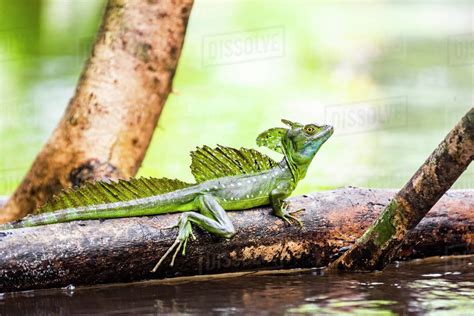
408, 278, 474, 315
0, 256, 473, 315
288, 300, 397, 315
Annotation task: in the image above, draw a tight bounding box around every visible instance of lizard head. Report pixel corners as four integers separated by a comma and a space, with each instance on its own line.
257, 119, 334, 180
281, 119, 333, 164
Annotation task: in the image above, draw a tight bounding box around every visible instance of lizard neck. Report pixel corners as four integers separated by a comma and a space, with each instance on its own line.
281, 155, 310, 183
278, 158, 307, 185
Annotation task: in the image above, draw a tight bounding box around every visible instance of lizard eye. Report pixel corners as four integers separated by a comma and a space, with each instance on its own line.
304, 125, 317, 135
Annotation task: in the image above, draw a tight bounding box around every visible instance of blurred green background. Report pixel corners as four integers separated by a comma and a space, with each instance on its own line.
0, 0, 472, 197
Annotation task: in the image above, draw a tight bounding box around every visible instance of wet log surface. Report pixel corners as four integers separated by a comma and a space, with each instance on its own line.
0, 188, 472, 293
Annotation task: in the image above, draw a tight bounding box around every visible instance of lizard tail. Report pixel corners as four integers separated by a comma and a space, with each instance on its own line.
0, 222, 16, 230
0, 187, 199, 231
0, 207, 122, 230
0, 213, 63, 230
0, 205, 150, 230
0, 213, 56, 231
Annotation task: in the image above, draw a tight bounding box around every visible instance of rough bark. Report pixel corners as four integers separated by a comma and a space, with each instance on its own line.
330, 108, 474, 271
0, 188, 472, 293
0, 0, 194, 223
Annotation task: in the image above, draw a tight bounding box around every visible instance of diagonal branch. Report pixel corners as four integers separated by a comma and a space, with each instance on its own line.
330, 107, 474, 271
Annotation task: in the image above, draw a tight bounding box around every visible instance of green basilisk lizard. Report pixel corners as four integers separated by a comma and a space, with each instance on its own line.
0, 119, 333, 271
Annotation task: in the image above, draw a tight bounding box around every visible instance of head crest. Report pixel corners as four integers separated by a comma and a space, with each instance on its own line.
281, 119, 303, 129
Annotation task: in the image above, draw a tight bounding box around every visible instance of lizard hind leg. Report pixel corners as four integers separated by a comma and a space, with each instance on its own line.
151, 217, 196, 272
151, 194, 236, 272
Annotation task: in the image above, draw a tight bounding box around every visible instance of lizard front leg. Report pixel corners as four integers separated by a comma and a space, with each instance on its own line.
270, 186, 303, 226
152, 194, 235, 272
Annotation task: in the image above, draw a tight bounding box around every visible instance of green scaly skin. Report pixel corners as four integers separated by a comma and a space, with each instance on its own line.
0, 120, 334, 271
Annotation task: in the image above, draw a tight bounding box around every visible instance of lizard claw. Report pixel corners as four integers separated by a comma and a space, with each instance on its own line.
162, 223, 178, 230
278, 202, 305, 227
151, 239, 180, 272
151, 215, 194, 272
281, 212, 304, 227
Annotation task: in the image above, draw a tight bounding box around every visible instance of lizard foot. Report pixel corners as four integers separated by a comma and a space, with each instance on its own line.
278, 203, 305, 227
151, 214, 196, 272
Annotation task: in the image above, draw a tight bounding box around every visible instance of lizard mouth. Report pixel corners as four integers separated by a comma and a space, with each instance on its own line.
313, 125, 334, 139
302, 124, 334, 150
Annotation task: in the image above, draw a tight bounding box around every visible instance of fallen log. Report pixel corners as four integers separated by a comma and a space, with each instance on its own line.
0, 188, 472, 292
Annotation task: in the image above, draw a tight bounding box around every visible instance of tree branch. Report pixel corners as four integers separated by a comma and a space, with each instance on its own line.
0, 0, 194, 223
330, 108, 474, 271
1, 188, 472, 292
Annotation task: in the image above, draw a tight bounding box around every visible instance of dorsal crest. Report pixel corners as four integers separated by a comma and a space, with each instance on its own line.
190, 145, 278, 183
37, 177, 193, 214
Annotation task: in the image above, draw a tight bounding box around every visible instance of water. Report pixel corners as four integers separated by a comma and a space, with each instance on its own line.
1, 255, 473, 315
